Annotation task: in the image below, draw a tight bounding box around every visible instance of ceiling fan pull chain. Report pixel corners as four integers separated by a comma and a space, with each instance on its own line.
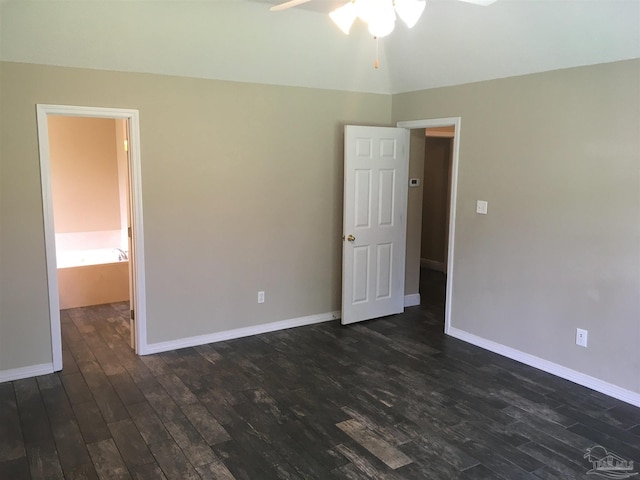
374, 36, 380, 69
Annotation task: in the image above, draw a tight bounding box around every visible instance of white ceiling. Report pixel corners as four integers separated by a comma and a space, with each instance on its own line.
254, 0, 346, 13
1, 0, 638, 94
384, 0, 640, 93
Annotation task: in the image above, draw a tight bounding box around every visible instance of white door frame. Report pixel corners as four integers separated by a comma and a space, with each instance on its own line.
36, 104, 148, 370
396, 117, 461, 335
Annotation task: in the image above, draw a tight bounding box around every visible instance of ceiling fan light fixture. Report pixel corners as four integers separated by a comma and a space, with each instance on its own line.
353, 0, 373, 23
332, 0, 397, 38
394, 0, 426, 29
367, 15, 395, 38
363, 0, 396, 37
369, 11, 396, 36
330, 2, 358, 34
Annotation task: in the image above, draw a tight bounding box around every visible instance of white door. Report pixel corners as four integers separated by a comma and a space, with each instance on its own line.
127, 227, 136, 351
123, 123, 138, 351
128, 219, 136, 349
341, 125, 409, 325
118, 119, 137, 349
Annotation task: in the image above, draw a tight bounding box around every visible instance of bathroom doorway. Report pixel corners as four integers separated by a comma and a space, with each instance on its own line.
49, 116, 131, 311
37, 105, 147, 370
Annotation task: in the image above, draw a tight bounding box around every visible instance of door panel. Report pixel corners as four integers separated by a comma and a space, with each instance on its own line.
355, 170, 372, 227
378, 169, 395, 226
376, 243, 392, 299
342, 126, 409, 325
122, 120, 136, 350
352, 246, 370, 303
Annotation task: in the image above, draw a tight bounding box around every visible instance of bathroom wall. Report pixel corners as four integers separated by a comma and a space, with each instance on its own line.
49, 116, 121, 236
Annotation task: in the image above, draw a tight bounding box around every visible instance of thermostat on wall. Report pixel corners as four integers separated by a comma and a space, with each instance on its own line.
409, 178, 420, 187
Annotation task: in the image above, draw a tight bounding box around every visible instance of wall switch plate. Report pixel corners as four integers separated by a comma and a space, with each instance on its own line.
576, 328, 588, 347
476, 200, 488, 215
258, 291, 265, 304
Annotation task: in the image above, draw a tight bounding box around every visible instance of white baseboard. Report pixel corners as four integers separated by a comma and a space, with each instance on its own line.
448, 327, 640, 408
404, 294, 421, 307
421, 258, 446, 272
144, 310, 340, 355
0, 363, 54, 384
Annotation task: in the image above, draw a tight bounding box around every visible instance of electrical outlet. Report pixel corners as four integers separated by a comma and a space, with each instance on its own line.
258, 291, 265, 304
576, 328, 588, 348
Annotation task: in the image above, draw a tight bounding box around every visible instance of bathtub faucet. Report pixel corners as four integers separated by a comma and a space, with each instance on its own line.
115, 248, 128, 261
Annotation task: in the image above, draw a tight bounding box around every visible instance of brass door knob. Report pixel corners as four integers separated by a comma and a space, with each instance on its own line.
346, 234, 356, 242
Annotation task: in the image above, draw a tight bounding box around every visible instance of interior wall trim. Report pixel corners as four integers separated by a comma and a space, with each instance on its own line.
144, 310, 340, 355
0, 363, 54, 384
448, 327, 640, 408
404, 294, 421, 307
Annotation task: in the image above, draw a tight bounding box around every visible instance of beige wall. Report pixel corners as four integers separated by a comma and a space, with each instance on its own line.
393, 59, 640, 393
0, 61, 391, 370
2, 58, 639, 401
49, 116, 121, 233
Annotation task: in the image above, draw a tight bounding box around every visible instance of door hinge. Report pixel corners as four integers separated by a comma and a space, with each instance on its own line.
128, 226, 132, 238
130, 309, 135, 321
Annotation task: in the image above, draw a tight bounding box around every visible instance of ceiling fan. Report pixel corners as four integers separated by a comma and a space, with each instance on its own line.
270, 0, 498, 38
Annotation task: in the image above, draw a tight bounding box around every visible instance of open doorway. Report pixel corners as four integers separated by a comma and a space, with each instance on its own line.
398, 117, 460, 334
419, 127, 454, 310
49, 116, 131, 312
37, 105, 148, 370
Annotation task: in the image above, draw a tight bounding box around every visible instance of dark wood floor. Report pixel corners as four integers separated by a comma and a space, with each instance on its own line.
2, 270, 640, 479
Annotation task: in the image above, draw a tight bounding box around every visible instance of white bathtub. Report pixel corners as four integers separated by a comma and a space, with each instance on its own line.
57, 248, 130, 309
57, 247, 128, 269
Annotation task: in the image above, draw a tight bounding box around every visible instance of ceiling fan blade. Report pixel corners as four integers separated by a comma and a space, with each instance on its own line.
458, 0, 497, 5
270, 0, 313, 11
